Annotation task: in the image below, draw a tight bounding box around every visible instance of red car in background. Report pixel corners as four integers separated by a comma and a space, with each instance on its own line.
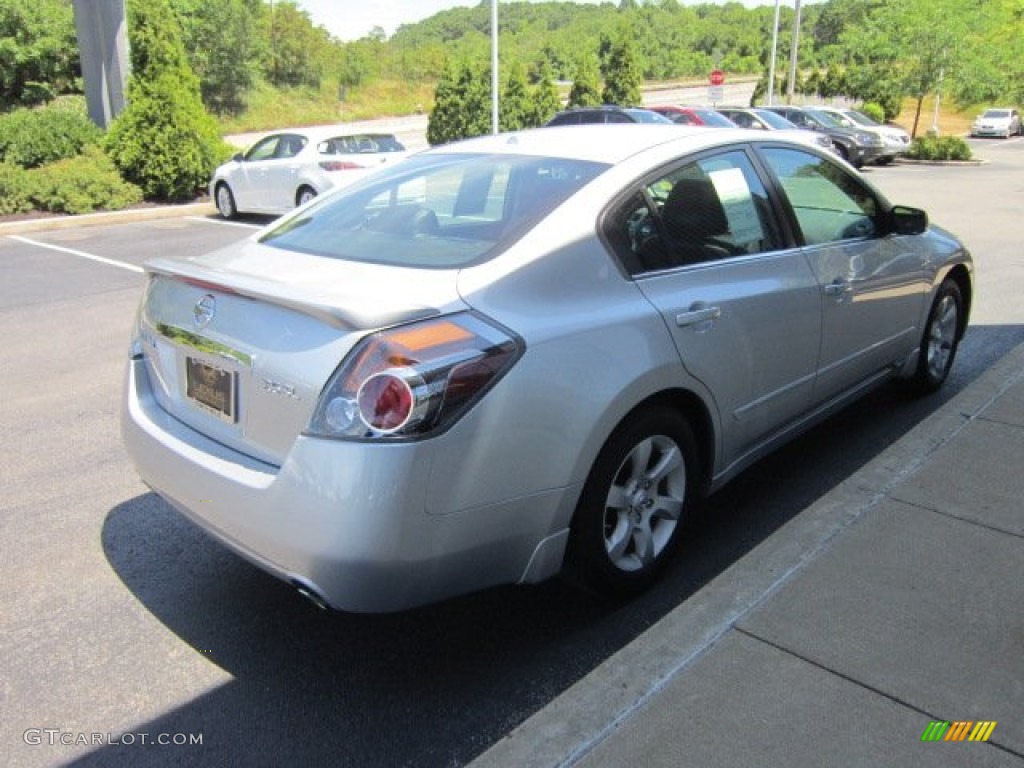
648, 105, 738, 128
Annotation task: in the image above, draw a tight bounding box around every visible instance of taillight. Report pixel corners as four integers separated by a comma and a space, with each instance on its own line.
319, 160, 364, 172
308, 313, 523, 440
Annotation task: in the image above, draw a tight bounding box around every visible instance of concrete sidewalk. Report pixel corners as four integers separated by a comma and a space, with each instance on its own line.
472, 341, 1024, 767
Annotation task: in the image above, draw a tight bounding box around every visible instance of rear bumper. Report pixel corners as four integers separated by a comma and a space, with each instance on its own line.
122, 358, 564, 612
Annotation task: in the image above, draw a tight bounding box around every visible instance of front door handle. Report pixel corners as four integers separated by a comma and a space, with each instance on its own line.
824, 278, 852, 300
676, 305, 721, 328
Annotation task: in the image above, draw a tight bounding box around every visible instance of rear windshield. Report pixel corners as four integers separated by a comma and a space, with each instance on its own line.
260, 153, 608, 268
320, 134, 406, 154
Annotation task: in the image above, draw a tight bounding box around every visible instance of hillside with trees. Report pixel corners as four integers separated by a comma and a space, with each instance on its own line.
0, 0, 1021, 212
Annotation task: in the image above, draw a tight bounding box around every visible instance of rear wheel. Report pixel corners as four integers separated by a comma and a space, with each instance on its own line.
215, 183, 237, 219
907, 279, 963, 394
567, 407, 698, 596
296, 186, 317, 207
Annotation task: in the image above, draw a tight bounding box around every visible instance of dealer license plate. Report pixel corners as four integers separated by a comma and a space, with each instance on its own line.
185, 357, 236, 423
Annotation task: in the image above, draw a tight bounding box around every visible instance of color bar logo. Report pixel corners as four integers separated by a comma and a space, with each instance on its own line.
921, 721, 997, 742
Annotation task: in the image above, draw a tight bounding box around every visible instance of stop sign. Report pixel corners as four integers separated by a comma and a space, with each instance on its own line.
709, 69, 725, 86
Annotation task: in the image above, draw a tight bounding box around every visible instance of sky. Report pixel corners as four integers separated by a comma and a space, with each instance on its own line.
294, 0, 789, 43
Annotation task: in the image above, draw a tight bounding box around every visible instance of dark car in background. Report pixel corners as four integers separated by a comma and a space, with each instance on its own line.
545, 106, 674, 126
716, 107, 836, 153
648, 105, 738, 128
761, 105, 886, 167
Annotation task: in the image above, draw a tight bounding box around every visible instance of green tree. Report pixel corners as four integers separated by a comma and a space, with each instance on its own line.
104, 0, 227, 200
427, 59, 490, 145
601, 29, 642, 106
0, 0, 77, 105
178, 0, 260, 115
500, 61, 531, 132
567, 54, 602, 108
527, 60, 562, 127
262, 1, 332, 88
840, 0, 967, 132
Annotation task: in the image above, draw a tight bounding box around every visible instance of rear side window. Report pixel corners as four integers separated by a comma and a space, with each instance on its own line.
760, 147, 879, 245
260, 153, 608, 268
606, 149, 782, 274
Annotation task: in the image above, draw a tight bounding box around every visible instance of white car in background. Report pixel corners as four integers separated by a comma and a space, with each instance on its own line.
816, 107, 911, 164
970, 108, 1022, 138
211, 128, 409, 218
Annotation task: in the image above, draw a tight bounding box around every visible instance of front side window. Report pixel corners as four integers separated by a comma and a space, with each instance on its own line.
245, 136, 280, 162
606, 149, 781, 274
260, 153, 607, 268
760, 147, 879, 246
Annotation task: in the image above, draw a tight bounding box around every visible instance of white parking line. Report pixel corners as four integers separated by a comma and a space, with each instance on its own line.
185, 216, 264, 229
8, 235, 144, 273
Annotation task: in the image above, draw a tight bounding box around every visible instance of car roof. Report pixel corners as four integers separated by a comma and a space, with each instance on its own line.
420, 124, 767, 165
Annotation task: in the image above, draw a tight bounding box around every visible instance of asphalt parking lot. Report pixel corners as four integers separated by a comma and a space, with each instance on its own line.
1, 137, 1022, 767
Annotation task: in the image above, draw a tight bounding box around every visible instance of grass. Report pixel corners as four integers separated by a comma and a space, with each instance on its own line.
894, 95, 975, 137
216, 79, 437, 134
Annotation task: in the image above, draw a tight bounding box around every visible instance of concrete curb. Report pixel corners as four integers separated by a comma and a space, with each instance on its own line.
0, 201, 216, 237
468, 339, 1024, 768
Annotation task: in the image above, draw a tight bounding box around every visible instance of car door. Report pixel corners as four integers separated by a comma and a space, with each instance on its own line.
234, 134, 281, 211
607, 148, 822, 471
758, 145, 929, 403
258, 133, 309, 211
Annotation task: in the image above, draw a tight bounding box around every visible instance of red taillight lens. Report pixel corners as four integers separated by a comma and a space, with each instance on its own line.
309, 313, 523, 440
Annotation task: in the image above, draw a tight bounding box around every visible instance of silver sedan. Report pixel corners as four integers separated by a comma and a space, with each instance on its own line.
124, 125, 972, 612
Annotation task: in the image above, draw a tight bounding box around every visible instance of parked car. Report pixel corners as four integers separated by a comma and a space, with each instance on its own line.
545, 106, 674, 125
815, 106, 911, 164
648, 105, 738, 128
970, 108, 1022, 138
124, 125, 972, 612
716, 106, 836, 152
210, 128, 409, 218
761, 105, 887, 167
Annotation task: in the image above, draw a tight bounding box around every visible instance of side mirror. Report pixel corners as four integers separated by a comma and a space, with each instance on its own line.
233, 152, 244, 163
890, 205, 927, 236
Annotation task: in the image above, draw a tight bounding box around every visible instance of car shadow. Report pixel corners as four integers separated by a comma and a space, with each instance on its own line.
84, 323, 1023, 767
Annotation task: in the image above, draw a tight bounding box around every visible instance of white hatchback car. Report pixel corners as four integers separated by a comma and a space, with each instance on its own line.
125, 126, 972, 612
210, 128, 409, 218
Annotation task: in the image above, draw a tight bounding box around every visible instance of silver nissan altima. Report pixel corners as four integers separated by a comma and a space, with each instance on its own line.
123, 125, 972, 612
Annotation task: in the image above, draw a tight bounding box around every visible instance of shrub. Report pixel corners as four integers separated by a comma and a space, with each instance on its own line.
906, 135, 973, 162
0, 107, 102, 169
102, 0, 233, 201
861, 102, 886, 124
26, 146, 143, 214
0, 162, 34, 215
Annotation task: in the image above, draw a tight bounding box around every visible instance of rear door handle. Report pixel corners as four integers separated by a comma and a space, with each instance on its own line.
675, 305, 721, 328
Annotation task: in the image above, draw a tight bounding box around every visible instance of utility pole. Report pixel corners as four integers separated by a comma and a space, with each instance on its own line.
72, 0, 130, 128
786, 0, 802, 104
491, 0, 499, 134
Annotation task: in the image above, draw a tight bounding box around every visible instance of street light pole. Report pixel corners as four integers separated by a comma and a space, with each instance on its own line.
491, 0, 499, 134
767, 0, 781, 107
786, 0, 802, 104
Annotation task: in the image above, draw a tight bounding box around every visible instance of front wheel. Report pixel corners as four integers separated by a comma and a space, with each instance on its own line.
566, 407, 698, 597
906, 279, 963, 395
215, 183, 237, 219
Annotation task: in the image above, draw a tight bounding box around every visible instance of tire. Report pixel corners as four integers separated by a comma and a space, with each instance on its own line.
566, 407, 698, 597
215, 183, 237, 219
296, 186, 317, 207
907, 279, 963, 395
